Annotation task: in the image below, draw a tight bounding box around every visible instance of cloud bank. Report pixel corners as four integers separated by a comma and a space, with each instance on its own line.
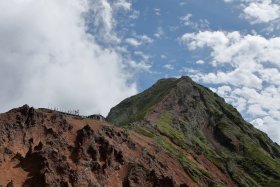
0, 0, 137, 115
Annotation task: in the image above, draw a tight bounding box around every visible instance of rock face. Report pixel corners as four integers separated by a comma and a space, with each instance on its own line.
108, 76, 280, 186
1, 76, 280, 186
0, 106, 191, 186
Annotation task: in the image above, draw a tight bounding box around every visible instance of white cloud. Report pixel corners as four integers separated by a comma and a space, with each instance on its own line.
125, 38, 142, 46
138, 35, 154, 43
125, 35, 153, 47
134, 51, 150, 61
114, 0, 132, 10
247, 104, 268, 116
181, 30, 280, 143
180, 13, 210, 30
251, 118, 264, 126
196, 60, 205, 64
154, 8, 161, 16
182, 31, 280, 68
179, 0, 189, 6
191, 70, 263, 89
88, 0, 117, 43
88, 0, 132, 43
164, 64, 174, 70
255, 118, 280, 143
127, 60, 151, 72
224, 0, 280, 31
216, 86, 232, 96
0, 0, 137, 115
180, 13, 193, 26
243, 0, 280, 24
129, 10, 140, 20
154, 27, 164, 38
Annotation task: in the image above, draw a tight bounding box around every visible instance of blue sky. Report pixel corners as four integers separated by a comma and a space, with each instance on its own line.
113, 0, 278, 89
110, 0, 280, 143
0, 0, 279, 143
116, 0, 280, 89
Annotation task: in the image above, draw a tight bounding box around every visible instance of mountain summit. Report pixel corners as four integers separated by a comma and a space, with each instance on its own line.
108, 76, 280, 186
0, 76, 280, 186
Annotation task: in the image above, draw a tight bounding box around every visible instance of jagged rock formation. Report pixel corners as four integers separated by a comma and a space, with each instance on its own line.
108, 76, 280, 186
0, 105, 190, 186
1, 76, 280, 186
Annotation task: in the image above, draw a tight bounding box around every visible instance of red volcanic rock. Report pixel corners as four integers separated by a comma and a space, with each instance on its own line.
0, 106, 191, 187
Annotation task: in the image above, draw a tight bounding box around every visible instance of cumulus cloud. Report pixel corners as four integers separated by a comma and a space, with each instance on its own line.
243, 0, 280, 24
182, 31, 280, 68
225, 0, 280, 31
0, 0, 137, 115
181, 30, 280, 143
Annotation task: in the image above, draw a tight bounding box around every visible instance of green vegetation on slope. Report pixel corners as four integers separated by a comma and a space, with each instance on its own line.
107, 76, 280, 186
155, 136, 215, 185
107, 78, 177, 126
156, 113, 187, 147
133, 125, 155, 138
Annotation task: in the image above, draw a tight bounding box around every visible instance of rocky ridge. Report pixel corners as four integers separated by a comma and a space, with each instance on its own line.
1, 76, 280, 186
107, 76, 280, 186
0, 105, 191, 187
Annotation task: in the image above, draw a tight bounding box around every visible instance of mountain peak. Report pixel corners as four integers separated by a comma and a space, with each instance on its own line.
107, 76, 280, 186
107, 75, 232, 126
1, 77, 280, 186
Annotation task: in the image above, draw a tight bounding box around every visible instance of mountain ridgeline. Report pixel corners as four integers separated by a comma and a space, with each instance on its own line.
0, 76, 280, 187
107, 76, 280, 186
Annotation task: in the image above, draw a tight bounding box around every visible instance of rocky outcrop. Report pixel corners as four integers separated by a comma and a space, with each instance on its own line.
0, 105, 190, 187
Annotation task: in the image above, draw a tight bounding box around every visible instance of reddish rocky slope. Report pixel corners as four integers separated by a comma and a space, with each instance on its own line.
0, 105, 195, 187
